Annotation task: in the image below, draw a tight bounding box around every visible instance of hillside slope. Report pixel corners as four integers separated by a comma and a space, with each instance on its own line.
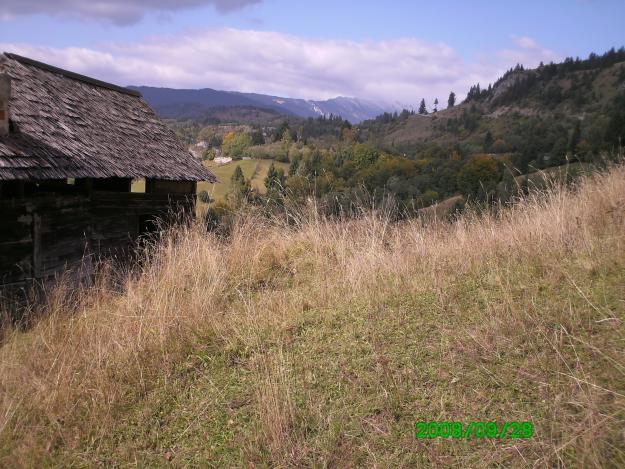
359, 50, 625, 169
1, 165, 625, 467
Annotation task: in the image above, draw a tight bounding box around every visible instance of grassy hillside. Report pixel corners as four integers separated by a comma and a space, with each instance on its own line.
360, 54, 625, 161
1, 165, 625, 467
199, 159, 258, 201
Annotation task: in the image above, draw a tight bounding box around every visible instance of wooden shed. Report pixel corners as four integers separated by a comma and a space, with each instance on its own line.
0, 53, 216, 290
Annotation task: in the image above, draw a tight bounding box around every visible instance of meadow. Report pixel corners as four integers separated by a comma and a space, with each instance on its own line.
1, 165, 624, 467
131, 158, 289, 204
198, 159, 289, 203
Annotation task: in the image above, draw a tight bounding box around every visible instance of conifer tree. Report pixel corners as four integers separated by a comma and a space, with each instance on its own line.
264, 162, 286, 204
418, 98, 428, 115
433, 98, 439, 113
484, 130, 493, 152
569, 120, 581, 154
231, 165, 244, 185
448, 92, 456, 108
230, 165, 250, 207
264, 162, 285, 192
288, 153, 301, 177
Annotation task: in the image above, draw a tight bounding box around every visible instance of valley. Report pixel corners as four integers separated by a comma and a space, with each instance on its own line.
153, 49, 624, 226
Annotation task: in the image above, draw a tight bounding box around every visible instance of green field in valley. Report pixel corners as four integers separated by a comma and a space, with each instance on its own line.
198, 159, 289, 204
130, 159, 289, 208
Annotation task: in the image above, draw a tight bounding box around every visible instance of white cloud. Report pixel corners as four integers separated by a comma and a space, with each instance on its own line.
1, 29, 561, 108
497, 35, 560, 67
0, 1, 260, 25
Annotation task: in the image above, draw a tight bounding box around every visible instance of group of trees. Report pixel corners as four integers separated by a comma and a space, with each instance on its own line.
271, 115, 353, 143
221, 131, 252, 158
463, 48, 625, 108
221, 139, 502, 219
416, 92, 455, 115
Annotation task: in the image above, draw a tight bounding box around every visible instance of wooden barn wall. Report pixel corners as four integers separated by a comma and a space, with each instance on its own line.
0, 192, 193, 289
0, 199, 34, 284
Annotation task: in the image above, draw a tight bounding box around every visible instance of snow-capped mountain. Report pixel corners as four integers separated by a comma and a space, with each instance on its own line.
129, 86, 391, 123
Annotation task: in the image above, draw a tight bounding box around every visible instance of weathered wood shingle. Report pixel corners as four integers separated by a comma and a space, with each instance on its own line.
0, 53, 216, 182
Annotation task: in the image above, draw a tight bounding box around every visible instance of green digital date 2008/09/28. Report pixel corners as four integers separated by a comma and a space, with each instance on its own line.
415, 421, 533, 439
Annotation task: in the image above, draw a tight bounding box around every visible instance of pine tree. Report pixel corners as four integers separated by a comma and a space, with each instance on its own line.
230, 165, 250, 207
433, 98, 439, 113
264, 162, 279, 191
569, 120, 581, 154
418, 98, 428, 115
273, 121, 290, 142
484, 130, 493, 152
448, 92, 456, 108
231, 165, 245, 185
288, 153, 301, 177
264, 162, 286, 204
250, 128, 264, 145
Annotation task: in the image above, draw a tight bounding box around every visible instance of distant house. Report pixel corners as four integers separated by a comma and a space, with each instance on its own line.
0, 53, 216, 289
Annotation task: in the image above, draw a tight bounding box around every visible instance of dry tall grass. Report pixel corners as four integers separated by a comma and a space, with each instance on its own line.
1, 165, 624, 467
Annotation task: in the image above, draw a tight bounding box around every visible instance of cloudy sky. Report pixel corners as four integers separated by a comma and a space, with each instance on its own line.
1, 0, 623, 107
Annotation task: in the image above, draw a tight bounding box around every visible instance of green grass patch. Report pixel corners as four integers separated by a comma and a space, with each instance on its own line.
196, 159, 289, 205
199, 159, 259, 202
57, 238, 625, 467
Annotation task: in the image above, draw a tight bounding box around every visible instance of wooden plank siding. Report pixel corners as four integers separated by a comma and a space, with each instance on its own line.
0, 190, 195, 290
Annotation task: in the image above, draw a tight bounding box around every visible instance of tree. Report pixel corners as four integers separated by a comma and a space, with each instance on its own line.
497, 166, 519, 202
551, 137, 568, 163
197, 127, 216, 144
264, 162, 286, 193
281, 127, 292, 146
198, 190, 212, 204
210, 134, 223, 148
337, 119, 355, 140
491, 139, 508, 154
265, 162, 286, 205
273, 121, 290, 142
288, 153, 301, 176
229, 165, 251, 207
352, 144, 379, 167
418, 98, 428, 115
605, 93, 625, 148
483, 130, 494, 152
231, 165, 245, 187
285, 175, 310, 202
222, 132, 252, 159
250, 128, 265, 145
275, 128, 293, 163
568, 120, 581, 154
202, 148, 216, 161
575, 139, 592, 160
433, 98, 439, 113
448, 92, 456, 108
457, 155, 502, 201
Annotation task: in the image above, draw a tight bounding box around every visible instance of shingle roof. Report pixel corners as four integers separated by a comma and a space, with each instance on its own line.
0, 53, 216, 182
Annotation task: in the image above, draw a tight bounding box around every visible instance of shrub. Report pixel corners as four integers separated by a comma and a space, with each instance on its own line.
198, 190, 212, 204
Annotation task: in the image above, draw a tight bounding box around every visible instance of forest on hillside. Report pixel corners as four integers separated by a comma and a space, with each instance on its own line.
168, 48, 625, 228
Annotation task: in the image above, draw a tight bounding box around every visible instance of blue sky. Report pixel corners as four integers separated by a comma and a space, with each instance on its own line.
1, 1, 623, 106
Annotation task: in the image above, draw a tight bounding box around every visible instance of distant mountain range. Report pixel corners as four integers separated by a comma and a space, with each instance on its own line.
128, 86, 389, 123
